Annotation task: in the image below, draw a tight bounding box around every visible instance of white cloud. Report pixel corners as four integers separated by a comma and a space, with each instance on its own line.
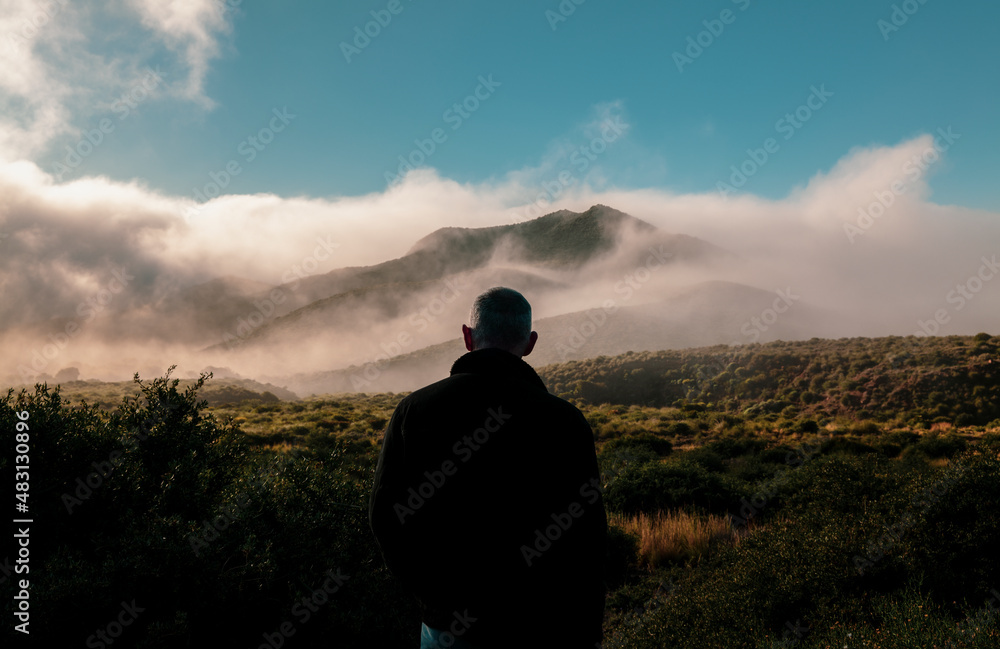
501, 100, 632, 210
0, 0, 234, 161
0, 131, 995, 318
125, 0, 232, 106
1, 130, 998, 384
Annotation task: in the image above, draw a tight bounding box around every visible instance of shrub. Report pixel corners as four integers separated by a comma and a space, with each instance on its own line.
797, 418, 820, 433
604, 459, 746, 516
821, 436, 878, 457
704, 436, 769, 459
683, 447, 725, 473
0, 373, 417, 648
914, 432, 967, 458
608, 510, 738, 568
602, 453, 1000, 649
666, 421, 693, 437
604, 432, 673, 457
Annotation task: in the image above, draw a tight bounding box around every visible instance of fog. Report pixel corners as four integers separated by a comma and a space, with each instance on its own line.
1, 134, 998, 391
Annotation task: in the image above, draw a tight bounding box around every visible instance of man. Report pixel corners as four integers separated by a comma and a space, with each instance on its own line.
370, 287, 607, 648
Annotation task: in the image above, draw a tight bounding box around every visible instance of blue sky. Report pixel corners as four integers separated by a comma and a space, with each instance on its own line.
9, 0, 998, 211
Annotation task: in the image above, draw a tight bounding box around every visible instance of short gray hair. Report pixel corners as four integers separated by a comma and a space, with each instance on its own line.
468, 287, 532, 352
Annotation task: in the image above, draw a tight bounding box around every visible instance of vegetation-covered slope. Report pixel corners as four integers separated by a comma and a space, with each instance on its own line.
3, 334, 999, 648
541, 333, 1000, 426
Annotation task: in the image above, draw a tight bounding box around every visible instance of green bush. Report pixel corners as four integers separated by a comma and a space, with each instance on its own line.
603, 459, 746, 516
0, 373, 417, 648
683, 447, 726, 473
704, 436, 769, 459
603, 432, 673, 456
603, 452, 1000, 649
914, 432, 968, 458
666, 421, 693, 437
821, 436, 878, 456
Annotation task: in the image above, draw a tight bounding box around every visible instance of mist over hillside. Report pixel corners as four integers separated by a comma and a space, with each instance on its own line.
2, 202, 996, 392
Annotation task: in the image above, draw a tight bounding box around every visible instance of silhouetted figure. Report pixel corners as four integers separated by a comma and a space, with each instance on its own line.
370, 287, 607, 648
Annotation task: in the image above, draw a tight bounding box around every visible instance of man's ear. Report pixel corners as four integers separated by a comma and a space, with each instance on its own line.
521, 331, 538, 357
462, 324, 475, 352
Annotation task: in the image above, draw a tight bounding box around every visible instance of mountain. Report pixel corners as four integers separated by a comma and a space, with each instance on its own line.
537, 333, 1000, 425
286, 204, 733, 303
206, 267, 568, 353
273, 280, 846, 396
196, 205, 737, 376
3, 204, 778, 388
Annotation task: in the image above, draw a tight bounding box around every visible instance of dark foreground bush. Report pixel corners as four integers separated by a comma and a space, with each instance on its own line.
603, 459, 746, 516
602, 451, 1000, 648
0, 373, 417, 648
603, 432, 673, 457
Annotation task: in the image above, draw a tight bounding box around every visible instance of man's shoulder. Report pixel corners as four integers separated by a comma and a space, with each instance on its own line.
397, 372, 586, 423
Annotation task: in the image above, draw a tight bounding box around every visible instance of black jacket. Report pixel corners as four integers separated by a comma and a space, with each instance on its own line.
369, 348, 607, 648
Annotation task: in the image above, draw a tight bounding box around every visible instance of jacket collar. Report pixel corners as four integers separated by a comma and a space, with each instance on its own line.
450, 348, 549, 393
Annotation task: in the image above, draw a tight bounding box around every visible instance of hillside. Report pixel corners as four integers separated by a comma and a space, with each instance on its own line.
7, 336, 999, 648
275, 280, 844, 395
540, 333, 1000, 425
210, 267, 568, 355
197, 205, 740, 375
290, 204, 707, 302
271, 334, 1000, 428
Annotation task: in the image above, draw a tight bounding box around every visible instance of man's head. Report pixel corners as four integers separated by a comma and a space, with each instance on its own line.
462, 287, 538, 357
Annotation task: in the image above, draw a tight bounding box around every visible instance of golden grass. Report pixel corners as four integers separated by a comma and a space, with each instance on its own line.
609, 509, 740, 568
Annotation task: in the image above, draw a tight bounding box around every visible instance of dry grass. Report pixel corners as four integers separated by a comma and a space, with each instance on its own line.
609, 509, 740, 568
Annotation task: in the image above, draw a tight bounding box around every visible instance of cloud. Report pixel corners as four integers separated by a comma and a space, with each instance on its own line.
125, 0, 233, 106
0, 0, 81, 157
0, 0, 234, 160
1, 130, 997, 384
499, 100, 637, 221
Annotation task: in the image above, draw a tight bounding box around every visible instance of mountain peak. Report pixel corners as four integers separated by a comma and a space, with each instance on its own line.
406, 205, 655, 262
